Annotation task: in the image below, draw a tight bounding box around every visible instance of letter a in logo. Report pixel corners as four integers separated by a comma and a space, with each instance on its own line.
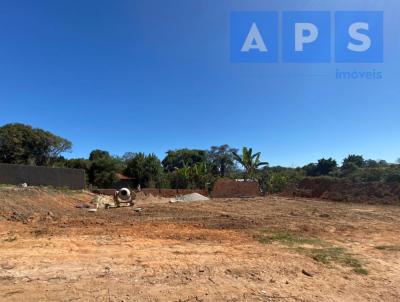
230, 12, 278, 63
241, 23, 268, 52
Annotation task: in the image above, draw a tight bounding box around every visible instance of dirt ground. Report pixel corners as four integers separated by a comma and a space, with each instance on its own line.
0, 187, 399, 301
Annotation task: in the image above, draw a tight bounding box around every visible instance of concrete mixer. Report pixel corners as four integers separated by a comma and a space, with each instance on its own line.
113, 188, 135, 207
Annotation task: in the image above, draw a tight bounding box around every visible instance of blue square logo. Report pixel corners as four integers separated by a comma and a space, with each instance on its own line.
230, 12, 278, 63
282, 11, 331, 63
335, 11, 383, 63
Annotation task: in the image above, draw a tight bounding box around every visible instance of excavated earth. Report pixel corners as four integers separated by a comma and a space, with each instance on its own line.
0, 187, 399, 301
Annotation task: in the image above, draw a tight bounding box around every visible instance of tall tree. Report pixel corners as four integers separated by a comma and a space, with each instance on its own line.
208, 144, 238, 177
88, 150, 121, 188
124, 153, 163, 188
342, 154, 365, 169
162, 149, 207, 172
232, 147, 268, 180
304, 158, 337, 176
0, 123, 71, 166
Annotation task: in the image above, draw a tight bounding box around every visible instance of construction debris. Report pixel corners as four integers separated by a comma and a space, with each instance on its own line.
169, 193, 210, 203
75, 203, 91, 209
91, 195, 114, 209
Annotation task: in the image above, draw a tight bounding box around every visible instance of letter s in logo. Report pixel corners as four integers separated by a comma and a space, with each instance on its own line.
347, 22, 371, 52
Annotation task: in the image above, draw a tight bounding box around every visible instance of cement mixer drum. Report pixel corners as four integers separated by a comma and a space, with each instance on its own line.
118, 188, 131, 201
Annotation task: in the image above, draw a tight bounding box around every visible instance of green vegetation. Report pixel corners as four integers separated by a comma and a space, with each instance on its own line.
256, 229, 368, 275
124, 153, 163, 188
304, 158, 338, 177
209, 145, 238, 177
0, 123, 71, 166
255, 229, 324, 246
297, 247, 367, 274
1, 123, 399, 194
232, 147, 268, 180
87, 150, 121, 188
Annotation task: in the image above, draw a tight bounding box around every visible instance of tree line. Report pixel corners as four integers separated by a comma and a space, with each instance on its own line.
1, 123, 399, 192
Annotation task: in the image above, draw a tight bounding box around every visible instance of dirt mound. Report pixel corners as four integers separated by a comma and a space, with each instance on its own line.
0, 187, 94, 222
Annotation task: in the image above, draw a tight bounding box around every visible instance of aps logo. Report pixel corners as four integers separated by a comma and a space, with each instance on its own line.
230, 11, 383, 63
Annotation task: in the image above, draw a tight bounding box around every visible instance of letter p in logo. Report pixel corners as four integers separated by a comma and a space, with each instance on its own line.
283, 11, 331, 63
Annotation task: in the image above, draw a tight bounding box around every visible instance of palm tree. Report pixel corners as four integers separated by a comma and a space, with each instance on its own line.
232, 147, 268, 180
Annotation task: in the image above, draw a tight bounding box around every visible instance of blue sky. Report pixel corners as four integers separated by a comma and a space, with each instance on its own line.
0, 0, 399, 166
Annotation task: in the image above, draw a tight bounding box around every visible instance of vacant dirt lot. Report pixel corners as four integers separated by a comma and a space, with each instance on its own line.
0, 187, 399, 301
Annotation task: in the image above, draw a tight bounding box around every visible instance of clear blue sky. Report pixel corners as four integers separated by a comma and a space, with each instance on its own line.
0, 0, 399, 166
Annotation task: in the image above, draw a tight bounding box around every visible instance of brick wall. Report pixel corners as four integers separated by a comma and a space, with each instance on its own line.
212, 178, 261, 198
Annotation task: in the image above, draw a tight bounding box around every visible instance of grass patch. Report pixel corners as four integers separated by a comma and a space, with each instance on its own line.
353, 267, 369, 275
296, 247, 368, 275
375, 245, 400, 252
255, 229, 324, 246
255, 229, 368, 275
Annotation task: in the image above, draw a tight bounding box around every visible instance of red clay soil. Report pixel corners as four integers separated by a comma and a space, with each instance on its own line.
1, 187, 400, 301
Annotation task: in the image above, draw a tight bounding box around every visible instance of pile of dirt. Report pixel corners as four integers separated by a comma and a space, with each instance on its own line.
287, 177, 400, 204
0, 187, 94, 222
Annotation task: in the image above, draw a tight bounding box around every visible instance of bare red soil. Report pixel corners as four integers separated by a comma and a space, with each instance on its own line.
0, 187, 399, 301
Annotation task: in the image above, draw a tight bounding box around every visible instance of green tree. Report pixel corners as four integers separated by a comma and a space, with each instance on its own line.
304, 158, 337, 176
208, 145, 238, 177
170, 163, 191, 189
124, 153, 163, 188
190, 162, 214, 189
63, 158, 91, 171
88, 150, 121, 188
162, 149, 207, 172
0, 123, 71, 166
258, 166, 304, 195
232, 147, 268, 180
89, 150, 111, 161
342, 155, 365, 169
365, 159, 379, 168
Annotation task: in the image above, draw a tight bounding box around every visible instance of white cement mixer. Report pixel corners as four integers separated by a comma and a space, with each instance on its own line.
113, 188, 135, 208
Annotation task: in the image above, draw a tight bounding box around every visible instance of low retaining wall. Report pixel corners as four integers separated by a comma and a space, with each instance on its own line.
0, 163, 85, 190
